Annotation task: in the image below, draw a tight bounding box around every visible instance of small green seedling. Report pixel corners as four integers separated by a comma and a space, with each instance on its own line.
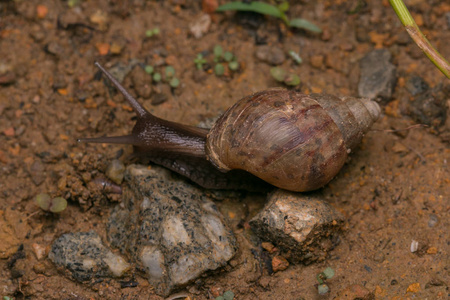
144, 65, 154, 74
228, 61, 239, 71
214, 64, 225, 76
194, 53, 207, 70
165, 66, 176, 78
223, 51, 234, 62
270, 67, 300, 86
36, 193, 67, 213
217, 1, 321, 33
153, 72, 162, 82
214, 45, 224, 60
145, 27, 160, 38
169, 77, 180, 88
316, 267, 335, 295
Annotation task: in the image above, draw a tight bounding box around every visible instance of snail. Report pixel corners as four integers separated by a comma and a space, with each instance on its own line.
79, 62, 380, 192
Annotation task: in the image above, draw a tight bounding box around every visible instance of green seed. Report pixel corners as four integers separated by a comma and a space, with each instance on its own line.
49, 197, 67, 213
323, 267, 335, 279
169, 77, 180, 88
223, 51, 234, 62
153, 72, 162, 82
213, 45, 223, 58
270, 67, 286, 82
165, 66, 176, 78
228, 61, 239, 71
144, 65, 154, 74
214, 64, 225, 76
284, 74, 301, 86
36, 193, 51, 211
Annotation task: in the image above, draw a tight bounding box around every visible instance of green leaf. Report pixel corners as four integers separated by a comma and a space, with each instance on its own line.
214, 45, 223, 58
284, 74, 300, 86
216, 2, 283, 19
223, 51, 234, 62
214, 64, 225, 76
323, 267, 335, 279
289, 18, 322, 33
270, 67, 286, 82
169, 77, 180, 88
278, 1, 289, 13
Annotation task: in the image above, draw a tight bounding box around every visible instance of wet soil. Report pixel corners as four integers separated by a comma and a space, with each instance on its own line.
0, 1, 449, 299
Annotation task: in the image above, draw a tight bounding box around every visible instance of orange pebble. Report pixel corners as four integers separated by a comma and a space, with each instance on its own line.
95, 43, 110, 56
36, 5, 48, 19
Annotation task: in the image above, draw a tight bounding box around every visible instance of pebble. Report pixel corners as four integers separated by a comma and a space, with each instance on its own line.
427, 214, 438, 227
249, 189, 344, 264
107, 164, 237, 297
406, 82, 448, 127
105, 159, 125, 184
190, 13, 211, 38
358, 49, 397, 102
335, 284, 373, 300
271, 255, 289, 272
405, 75, 429, 96
48, 231, 130, 281
32, 243, 47, 260
131, 66, 152, 99
29, 160, 46, 186
255, 45, 286, 66
309, 55, 324, 69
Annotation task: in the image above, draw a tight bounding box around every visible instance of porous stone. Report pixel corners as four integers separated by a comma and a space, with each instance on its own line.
358, 49, 397, 101
107, 164, 237, 296
48, 231, 130, 282
249, 189, 344, 264
255, 45, 286, 65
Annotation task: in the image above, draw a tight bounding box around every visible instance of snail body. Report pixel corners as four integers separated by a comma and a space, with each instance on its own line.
80, 63, 380, 192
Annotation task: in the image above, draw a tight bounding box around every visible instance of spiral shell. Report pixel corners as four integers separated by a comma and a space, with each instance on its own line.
206, 89, 380, 192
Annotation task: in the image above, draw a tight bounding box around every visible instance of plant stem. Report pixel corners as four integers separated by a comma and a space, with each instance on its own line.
389, 0, 450, 78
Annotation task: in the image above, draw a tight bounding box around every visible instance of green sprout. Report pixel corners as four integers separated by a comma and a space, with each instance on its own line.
153, 72, 162, 82
216, 1, 321, 33
169, 77, 180, 88
228, 61, 239, 71
316, 267, 335, 295
145, 27, 160, 38
214, 64, 225, 76
165, 66, 176, 78
36, 193, 67, 213
270, 67, 300, 86
213, 45, 224, 59
144, 65, 154, 74
194, 53, 207, 70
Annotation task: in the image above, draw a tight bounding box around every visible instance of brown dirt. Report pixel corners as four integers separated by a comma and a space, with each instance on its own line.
0, 1, 449, 299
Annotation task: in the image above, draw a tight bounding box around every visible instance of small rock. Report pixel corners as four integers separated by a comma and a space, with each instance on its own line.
89, 10, 109, 31
410, 240, 419, 253
261, 242, 276, 253
48, 231, 130, 282
105, 159, 125, 184
310, 55, 324, 69
358, 49, 397, 102
405, 75, 429, 96
427, 214, 438, 227
32, 243, 47, 260
255, 45, 286, 66
190, 13, 211, 38
335, 284, 374, 300
107, 164, 237, 297
249, 189, 344, 264
45, 41, 65, 57
407, 83, 448, 128
271, 255, 289, 272
391, 142, 408, 154
29, 160, 46, 186
130, 66, 152, 99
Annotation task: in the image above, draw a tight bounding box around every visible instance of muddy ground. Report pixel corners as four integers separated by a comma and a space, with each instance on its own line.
0, 0, 449, 299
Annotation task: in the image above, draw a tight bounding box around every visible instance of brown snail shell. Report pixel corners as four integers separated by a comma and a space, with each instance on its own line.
206, 89, 380, 192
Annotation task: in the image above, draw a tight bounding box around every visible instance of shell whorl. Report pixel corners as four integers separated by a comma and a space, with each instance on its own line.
206, 89, 380, 192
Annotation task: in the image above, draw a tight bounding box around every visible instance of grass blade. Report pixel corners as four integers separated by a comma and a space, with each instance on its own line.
216, 1, 283, 19
289, 18, 322, 33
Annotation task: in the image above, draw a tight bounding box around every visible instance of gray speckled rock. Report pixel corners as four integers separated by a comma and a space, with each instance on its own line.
48, 231, 130, 282
358, 49, 397, 101
107, 164, 237, 296
249, 189, 344, 264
